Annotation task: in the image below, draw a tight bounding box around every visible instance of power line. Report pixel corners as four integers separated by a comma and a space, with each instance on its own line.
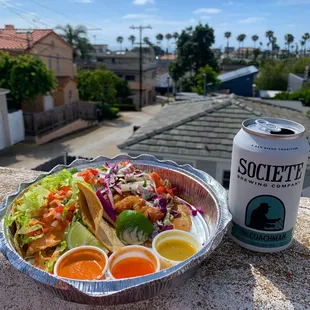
130, 25, 152, 111
0, 0, 39, 28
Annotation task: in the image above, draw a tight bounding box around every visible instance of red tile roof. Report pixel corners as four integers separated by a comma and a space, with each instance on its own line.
0, 25, 70, 51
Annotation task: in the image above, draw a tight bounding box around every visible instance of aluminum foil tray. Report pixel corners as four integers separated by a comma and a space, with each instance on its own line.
0, 154, 231, 305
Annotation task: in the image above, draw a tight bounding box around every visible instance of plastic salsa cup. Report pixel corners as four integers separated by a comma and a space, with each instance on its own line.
152, 230, 201, 269
108, 245, 160, 280
54, 245, 108, 280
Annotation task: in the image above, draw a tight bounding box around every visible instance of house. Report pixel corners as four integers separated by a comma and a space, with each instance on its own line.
288, 73, 307, 92
84, 48, 157, 109
0, 89, 25, 150
0, 24, 79, 112
218, 66, 259, 97
119, 94, 310, 191
224, 47, 235, 54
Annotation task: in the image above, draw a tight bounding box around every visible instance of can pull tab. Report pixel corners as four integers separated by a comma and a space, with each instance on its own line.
255, 119, 281, 133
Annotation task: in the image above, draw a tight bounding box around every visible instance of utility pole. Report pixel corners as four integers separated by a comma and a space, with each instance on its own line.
203, 73, 207, 97
167, 76, 170, 104
130, 25, 152, 111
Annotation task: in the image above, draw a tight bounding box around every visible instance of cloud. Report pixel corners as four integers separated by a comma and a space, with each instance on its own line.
72, 0, 93, 2
277, 0, 310, 5
15, 2, 22, 6
133, 0, 155, 5
193, 8, 222, 14
238, 17, 263, 24
287, 23, 296, 28
224, 1, 234, 5
200, 15, 211, 20
122, 14, 150, 19
219, 22, 229, 27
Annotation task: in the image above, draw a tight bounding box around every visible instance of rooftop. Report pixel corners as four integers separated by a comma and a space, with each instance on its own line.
119, 95, 310, 163
218, 66, 259, 83
0, 25, 54, 50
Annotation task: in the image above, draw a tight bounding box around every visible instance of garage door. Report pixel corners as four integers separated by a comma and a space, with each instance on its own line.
0, 111, 7, 150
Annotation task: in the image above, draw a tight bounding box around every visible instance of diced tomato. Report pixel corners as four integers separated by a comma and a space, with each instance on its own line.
48, 193, 55, 202
55, 205, 64, 213
43, 227, 50, 234
66, 211, 73, 222
68, 204, 76, 212
157, 186, 166, 194
49, 199, 62, 208
60, 186, 71, 193
97, 177, 105, 184
151, 172, 164, 187
88, 168, 98, 175
42, 211, 55, 224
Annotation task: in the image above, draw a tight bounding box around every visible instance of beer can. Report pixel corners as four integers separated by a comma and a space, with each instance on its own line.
228, 117, 309, 252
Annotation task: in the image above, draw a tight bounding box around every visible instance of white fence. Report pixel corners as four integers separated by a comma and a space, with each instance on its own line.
8, 110, 25, 145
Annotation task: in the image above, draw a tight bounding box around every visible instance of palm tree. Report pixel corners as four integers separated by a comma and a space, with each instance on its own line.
128, 35, 136, 49
143, 36, 150, 45
285, 33, 294, 55
237, 34, 246, 59
300, 40, 306, 56
172, 32, 179, 54
156, 33, 164, 47
224, 32, 232, 57
303, 33, 310, 55
165, 33, 172, 54
252, 35, 259, 48
56, 24, 88, 60
265, 30, 274, 52
116, 36, 124, 51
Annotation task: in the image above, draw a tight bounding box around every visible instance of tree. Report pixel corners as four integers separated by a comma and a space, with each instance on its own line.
143, 36, 151, 45
116, 36, 124, 51
237, 34, 242, 59
285, 34, 294, 55
303, 33, 310, 55
165, 33, 172, 53
300, 40, 306, 56
252, 35, 259, 48
172, 32, 179, 54
169, 23, 218, 81
0, 52, 56, 109
116, 79, 132, 101
77, 69, 119, 104
56, 24, 91, 60
265, 30, 274, 51
128, 35, 136, 49
224, 32, 232, 58
156, 33, 164, 47
255, 59, 289, 90
193, 64, 220, 95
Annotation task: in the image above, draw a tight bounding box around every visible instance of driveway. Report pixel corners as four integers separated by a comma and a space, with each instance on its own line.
0, 104, 161, 169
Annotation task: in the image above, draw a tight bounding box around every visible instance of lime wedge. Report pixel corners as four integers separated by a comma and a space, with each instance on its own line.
116, 210, 154, 245
66, 222, 107, 252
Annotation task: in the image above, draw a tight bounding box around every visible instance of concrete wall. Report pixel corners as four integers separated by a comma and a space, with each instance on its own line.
288, 73, 304, 92
196, 160, 217, 179
8, 110, 24, 144
0, 92, 11, 150
30, 33, 75, 78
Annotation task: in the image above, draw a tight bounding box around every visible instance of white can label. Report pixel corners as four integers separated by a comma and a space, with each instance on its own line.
229, 133, 308, 249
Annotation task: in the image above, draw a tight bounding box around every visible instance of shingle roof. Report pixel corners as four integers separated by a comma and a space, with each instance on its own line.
0, 28, 53, 50
119, 95, 310, 161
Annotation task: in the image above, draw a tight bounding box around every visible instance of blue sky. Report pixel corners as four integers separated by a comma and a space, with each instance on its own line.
1, 0, 310, 50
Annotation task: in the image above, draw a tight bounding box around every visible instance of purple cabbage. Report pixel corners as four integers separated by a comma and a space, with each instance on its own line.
154, 196, 168, 216
113, 184, 122, 195
159, 224, 174, 232
171, 209, 181, 218
96, 189, 118, 222
176, 197, 200, 217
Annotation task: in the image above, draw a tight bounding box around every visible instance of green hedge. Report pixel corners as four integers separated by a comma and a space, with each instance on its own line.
274, 89, 310, 106
112, 103, 136, 111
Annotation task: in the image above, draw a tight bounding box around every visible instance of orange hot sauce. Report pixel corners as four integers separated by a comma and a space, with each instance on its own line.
111, 257, 155, 279
56, 248, 106, 280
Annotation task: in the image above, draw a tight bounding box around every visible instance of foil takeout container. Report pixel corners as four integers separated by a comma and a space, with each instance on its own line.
0, 154, 231, 305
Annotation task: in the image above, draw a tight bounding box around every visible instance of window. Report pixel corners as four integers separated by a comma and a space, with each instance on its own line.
48, 56, 52, 70
125, 75, 135, 81
222, 170, 231, 189
112, 58, 115, 64
69, 90, 72, 103
57, 54, 60, 73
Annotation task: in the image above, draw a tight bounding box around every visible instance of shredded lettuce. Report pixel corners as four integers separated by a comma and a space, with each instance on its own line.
40, 169, 73, 192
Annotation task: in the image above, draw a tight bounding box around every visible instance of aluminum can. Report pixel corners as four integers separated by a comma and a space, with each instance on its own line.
228, 117, 309, 252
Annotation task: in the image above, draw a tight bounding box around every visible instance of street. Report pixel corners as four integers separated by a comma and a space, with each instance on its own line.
0, 104, 161, 169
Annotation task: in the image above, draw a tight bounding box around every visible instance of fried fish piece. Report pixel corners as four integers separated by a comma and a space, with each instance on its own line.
172, 204, 192, 232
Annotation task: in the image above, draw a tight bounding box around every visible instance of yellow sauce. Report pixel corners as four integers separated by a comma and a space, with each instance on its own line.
157, 239, 197, 261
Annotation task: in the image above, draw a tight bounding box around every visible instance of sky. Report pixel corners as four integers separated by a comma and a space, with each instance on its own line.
0, 0, 310, 51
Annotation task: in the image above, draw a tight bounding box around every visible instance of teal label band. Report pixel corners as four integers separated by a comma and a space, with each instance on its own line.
231, 221, 293, 248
